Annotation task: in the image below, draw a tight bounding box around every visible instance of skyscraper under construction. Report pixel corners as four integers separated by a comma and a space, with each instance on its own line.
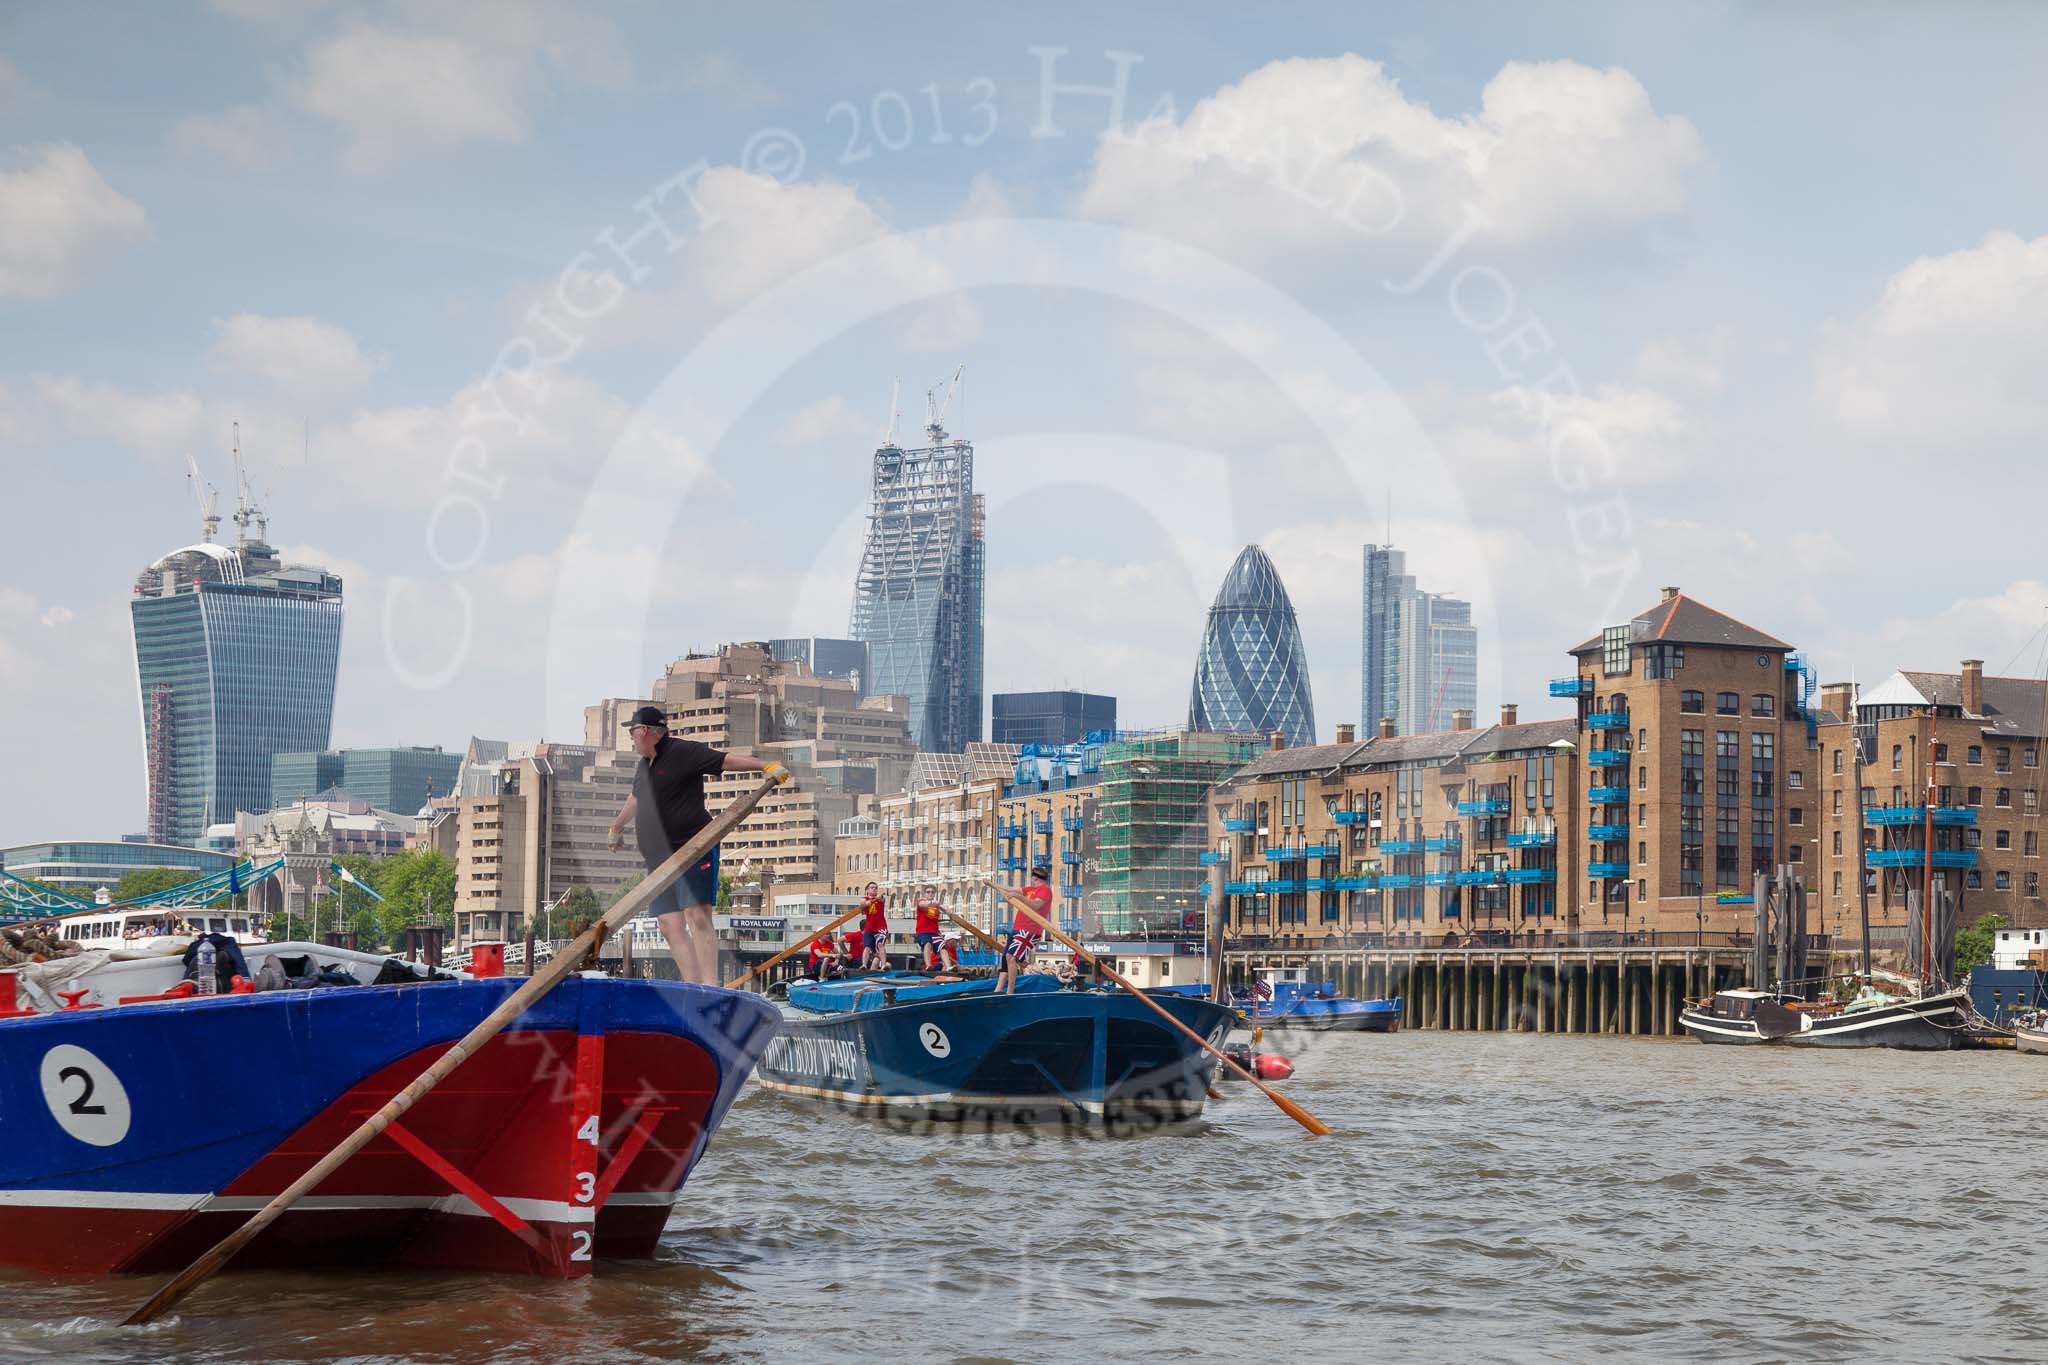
133, 447, 344, 846
850, 375, 984, 754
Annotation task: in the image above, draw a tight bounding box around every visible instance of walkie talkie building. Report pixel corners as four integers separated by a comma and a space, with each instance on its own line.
1188, 545, 1317, 748
132, 480, 343, 846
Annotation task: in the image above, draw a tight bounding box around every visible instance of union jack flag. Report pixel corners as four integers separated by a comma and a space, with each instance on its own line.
1251, 979, 1273, 1001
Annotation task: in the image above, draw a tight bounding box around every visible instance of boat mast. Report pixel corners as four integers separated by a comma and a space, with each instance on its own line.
1852, 725, 1872, 981
1922, 706, 1938, 991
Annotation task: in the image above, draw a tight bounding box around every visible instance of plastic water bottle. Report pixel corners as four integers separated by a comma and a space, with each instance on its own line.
194, 938, 218, 996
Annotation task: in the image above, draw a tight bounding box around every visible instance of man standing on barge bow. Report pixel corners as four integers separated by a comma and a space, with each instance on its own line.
608, 705, 787, 984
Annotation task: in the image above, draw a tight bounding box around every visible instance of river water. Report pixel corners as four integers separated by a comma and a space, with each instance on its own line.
5, 1032, 2042, 1363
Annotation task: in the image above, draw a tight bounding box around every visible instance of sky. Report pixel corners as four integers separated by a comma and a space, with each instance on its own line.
4, 2, 2048, 842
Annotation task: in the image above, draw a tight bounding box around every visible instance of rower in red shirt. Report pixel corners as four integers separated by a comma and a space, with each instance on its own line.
806, 928, 842, 979
858, 882, 888, 971
913, 885, 943, 971
998, 865, 1055, 996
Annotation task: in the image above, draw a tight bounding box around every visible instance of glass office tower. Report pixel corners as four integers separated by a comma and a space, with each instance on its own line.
849, 421, 984, 754
133, 523, 344, 846
1188, 545, 1317, 748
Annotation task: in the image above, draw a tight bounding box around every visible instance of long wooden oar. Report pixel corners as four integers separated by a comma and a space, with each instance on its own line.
956, 902, 1225, 1102
124, 770, 791, 1326
724, 905, 866, 989
936, 903, 1004, 955
979, 880, 1330, 1136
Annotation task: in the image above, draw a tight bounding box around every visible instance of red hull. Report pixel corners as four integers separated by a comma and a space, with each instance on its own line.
0, 1028, 719, 1277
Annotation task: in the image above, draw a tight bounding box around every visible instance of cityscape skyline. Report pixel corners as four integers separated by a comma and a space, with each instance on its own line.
1361, 543, 1479, 738
5, 9, 2048, 843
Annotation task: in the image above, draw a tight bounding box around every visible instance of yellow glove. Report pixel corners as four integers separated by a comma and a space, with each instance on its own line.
764, 761, 792, 786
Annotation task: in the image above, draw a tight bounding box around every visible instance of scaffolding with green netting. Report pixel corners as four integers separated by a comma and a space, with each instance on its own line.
1092, 730, 1260, 936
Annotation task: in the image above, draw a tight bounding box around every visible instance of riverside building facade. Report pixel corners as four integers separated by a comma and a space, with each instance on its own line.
1213, 588, 1822, 949
1815, 662, 2046, 935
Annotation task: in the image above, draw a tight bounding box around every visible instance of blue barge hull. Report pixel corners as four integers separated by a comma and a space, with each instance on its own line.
758, 976, 1234, 1125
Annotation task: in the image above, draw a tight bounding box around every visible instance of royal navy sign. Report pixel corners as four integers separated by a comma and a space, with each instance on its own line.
728, 916, 785, 930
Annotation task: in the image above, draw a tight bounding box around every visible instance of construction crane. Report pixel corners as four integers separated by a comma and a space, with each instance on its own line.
185, 455, 221, 544
880, 377, 901, 448
924, 365, 964, 443
228, 421, 269, 545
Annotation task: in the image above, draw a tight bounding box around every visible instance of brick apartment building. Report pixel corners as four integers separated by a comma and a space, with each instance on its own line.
1815, 660, 2046, 935
1212, 588, 1831, 948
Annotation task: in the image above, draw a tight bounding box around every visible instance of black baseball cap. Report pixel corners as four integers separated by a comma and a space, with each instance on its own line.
622, 705, 668, 729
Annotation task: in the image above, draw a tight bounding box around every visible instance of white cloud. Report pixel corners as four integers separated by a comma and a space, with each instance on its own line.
309, 370, 709, 509
0, 144, 150, 299
288, 9, 631, 167
169, 105, 299, 171
208, 312, 382, 395
1634, 330, 1730, 393
39, 605, 75, 628
1077, 55, 1700, 266
1815, 229, 2048, 446
33, 375, 204, 449
779, 395, 872, 447
530, 167, 974, 353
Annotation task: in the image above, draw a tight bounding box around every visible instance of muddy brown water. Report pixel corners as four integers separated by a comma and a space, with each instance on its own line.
4, 1032, 2041, 1362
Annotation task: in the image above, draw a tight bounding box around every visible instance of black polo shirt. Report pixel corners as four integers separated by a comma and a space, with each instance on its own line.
632, 736, 726, 868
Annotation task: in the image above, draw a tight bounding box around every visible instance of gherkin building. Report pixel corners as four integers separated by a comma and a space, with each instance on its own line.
1188, 545, 1317, 747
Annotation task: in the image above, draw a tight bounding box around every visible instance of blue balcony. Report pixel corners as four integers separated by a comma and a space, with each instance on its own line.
1379, 839, 1423, 855
1265, 846, 1308, 861
1505, 867, 1556, 884
1424, 836, 1462, 853
1380, 874, 1419, 889
1589, 822, 1629, 841
999, 822, 1024, 840
1590, 785, 1629, 805
1061, 850, 1082, 865
1423, 871, 1457, 887
1866, 805, 1977, 827
1033, 817, 1054, 835
1550, 677, 1593, 697
1061, 880, 1083, 900
1333, 809, 1371, 824
1302, 878, 1332, 892
1266, 879, 1301, 894
1197, 882, 1211, 896
1455, 869, 1505, 887
1224, 880, 1264, 895
1222, 818, 1256, 833
1586, 748, 1631, 768
1061, 812, 1084, 832
1586, 712, 1631, 731
1331, 875, 1377, 891
1303, 843, 1340, 859
1506, 830, 1556, 848
1590, 860, 1630, 879
1198, 851, 1223, 865
1457, 798, 1510, 816
1867, 849, 1979, 869
999, 854, 1025, 872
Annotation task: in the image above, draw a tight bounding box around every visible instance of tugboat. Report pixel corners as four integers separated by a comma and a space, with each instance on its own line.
755, 970, 1235, 1125
1233, 967, 1401, 1033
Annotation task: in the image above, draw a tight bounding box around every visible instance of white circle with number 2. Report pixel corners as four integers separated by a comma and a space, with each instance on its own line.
918, 1023, 951, 1058
40, 1044, 131, 1147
